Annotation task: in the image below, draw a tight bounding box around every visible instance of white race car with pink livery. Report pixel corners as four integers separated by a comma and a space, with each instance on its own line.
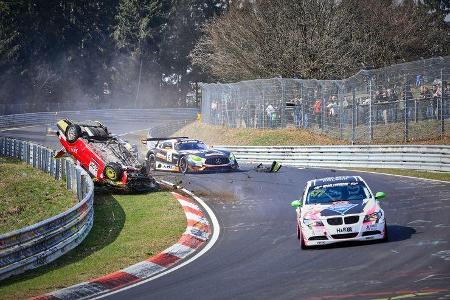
291, 176, 388, 249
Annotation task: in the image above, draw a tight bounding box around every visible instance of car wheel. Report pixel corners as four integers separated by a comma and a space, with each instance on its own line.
146, 154, 156, 173
179, 156, 189, 174
231, 162, 239, 170
104, 162, 122, 181
296, 224, 301, 240
66, 124, 81, 143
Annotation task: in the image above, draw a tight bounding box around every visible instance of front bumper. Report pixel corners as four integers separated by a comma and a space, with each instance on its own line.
188, 162, 238, 172
301, 219, 386, 246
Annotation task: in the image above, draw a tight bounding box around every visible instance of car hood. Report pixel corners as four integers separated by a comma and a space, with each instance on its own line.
303, 198, 378, 219
178, 149, 230, 158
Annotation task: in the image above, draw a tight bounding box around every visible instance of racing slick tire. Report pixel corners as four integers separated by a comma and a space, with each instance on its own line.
146, 154, 156, 174
104, 162, 123, 181
66, 124, 82, 143
178, 156, 189, 174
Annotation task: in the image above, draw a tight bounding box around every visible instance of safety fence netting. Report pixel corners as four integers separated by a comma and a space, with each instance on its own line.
201, 56, 450, 143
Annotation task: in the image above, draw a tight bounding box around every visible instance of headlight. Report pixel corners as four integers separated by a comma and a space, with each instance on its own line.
229, 152, 236, 161
364, 211, 383, 223
188, 155, 204, 165
303, 218, 324, 227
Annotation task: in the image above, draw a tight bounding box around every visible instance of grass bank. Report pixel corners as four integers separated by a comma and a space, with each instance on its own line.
174, 121, 344, 146
0, 191, 186, 299
0, 157, 77, 234
174, 121, 450, 146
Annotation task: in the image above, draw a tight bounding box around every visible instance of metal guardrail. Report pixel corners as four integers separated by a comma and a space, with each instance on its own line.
215, 145, 450, 172
0, 108, 199, 129
148, 120, 194, 138
0, 137, 94, 280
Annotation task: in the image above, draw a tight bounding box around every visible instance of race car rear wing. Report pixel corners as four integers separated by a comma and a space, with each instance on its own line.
141, 137, 189, 144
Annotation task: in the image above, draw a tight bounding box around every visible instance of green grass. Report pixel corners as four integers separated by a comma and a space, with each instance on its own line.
0, 191, 186, 299
174, 121, 344, 146
348, 168, 450, 182
0, 157, 77, 234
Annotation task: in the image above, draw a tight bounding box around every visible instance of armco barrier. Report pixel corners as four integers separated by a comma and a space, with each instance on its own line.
214, 145, 450, 172
0, 137, 94, 281
0, 108, 198, 129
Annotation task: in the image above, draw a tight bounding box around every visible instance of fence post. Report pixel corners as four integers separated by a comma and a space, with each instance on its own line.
403, 79, 409, 143
369, 78, 373, 142
352, 88, 356, 144
441, 68, 445, 138
280, 79, 286, 128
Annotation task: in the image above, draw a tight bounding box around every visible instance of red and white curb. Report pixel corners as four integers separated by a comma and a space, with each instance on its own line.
31, 187, 219, 300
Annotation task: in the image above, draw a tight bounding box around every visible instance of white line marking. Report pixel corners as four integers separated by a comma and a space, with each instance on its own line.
93, 180, 220, 299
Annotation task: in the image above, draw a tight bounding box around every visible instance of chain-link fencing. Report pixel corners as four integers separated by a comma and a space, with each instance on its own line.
201, 56, 450, 143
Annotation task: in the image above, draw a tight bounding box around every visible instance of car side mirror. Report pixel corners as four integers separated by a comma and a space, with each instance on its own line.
375, 192, 386, 200
291, 200, 302, 208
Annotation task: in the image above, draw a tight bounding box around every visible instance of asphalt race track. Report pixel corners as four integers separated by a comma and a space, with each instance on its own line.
2, 113, 450, 300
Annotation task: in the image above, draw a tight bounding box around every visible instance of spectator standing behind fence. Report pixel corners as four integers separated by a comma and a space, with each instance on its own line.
433, 82, 442, 119
313, 99, 322, 128
293, 97, 303, 127
326, 96, 338, 126
211, 100, 218, 125
341, 96, 350, 126
387, 88, 398, 123
420, 86, 433, 120
266, 104, 275, 128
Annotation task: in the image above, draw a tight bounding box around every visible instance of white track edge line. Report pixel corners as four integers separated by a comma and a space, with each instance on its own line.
92, 180, 220, 300
310, 167, 450, 184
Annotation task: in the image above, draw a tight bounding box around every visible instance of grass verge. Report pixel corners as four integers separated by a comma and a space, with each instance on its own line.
347, 168, 450, 182
174, 121, 450, 145
0, 157, 77, 234
174, 121, 344, 146
0, 191, 186, 299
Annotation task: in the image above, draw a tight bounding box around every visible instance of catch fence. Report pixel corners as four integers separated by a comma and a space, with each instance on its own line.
0, 138, 94, 280
201, 56, 450, 143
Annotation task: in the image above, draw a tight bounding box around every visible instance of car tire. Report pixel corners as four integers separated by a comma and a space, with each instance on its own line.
66, 124, 81, 143
104, 162, 122, 181
231, 162, 239, 170
299, 227, 308, 249
296, 224, 301, 240
179, 156, 189, 174
146, 153, 156, 173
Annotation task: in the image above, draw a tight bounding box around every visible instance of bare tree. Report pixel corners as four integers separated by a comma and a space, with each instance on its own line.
191, 0, 450, 82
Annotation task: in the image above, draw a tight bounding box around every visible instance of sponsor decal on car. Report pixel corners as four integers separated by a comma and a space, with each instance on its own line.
89, 161, 99, 176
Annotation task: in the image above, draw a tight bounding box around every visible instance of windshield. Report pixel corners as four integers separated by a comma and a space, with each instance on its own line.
306, 182, 372, 205
175, 141, 208, 151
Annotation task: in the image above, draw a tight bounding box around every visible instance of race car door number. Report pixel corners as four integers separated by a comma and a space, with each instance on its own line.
166, 151, 173, 162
